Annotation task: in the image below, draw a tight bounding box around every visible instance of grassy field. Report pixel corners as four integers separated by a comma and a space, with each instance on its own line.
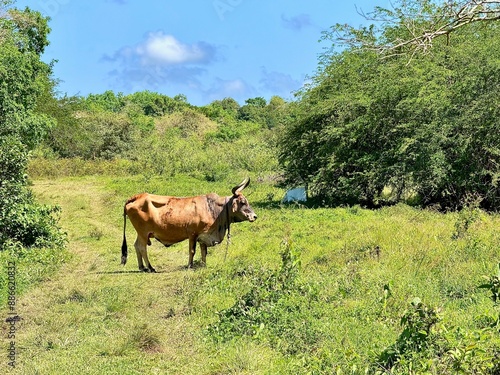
2, 175, 500, 374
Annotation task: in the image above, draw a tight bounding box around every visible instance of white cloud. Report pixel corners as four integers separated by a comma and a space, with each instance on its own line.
220, 79, 246, 94
136, 32, 215, 66
103, 32, 217, 70
102, 32, 217, 92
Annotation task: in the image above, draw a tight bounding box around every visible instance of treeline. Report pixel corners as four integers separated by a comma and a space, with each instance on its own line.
33, 90, 287, 181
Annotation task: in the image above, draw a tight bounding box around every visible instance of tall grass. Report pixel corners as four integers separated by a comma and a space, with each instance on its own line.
3, 173, 500, 374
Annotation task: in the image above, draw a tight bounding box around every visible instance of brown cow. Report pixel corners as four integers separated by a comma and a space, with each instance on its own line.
121, 178, 257, 271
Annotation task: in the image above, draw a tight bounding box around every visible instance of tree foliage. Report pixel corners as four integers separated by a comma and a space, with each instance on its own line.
279, 7, 500, 210
0, 2, 65, 249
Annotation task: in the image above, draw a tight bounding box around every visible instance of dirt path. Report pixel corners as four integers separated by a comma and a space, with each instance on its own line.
1, 178, 209, 374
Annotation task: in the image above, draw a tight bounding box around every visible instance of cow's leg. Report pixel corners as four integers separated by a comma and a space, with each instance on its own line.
188, 236, 197, 268
200, 243, 208, 266
134, 237, 146, 271
134, 237, 156, 273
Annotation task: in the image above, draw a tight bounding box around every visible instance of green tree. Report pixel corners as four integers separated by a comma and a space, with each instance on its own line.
125, 90, 189, 116
219, 97, 240, 115
36, 94, 82, 156
0, 1, 64, 249
201, 97, 239, 121
200, 98, 242, 142
264, 96, 289, 129
238, 96, 267, 122
83, 90, 125, 113
279, 4, 500, 209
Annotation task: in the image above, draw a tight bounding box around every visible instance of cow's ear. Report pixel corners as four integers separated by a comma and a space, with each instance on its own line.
232, 178, 250, 195
232, 198, 238, 213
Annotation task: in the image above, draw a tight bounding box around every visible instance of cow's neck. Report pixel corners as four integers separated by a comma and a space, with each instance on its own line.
219, 196, 233, 239
206, 195, 233, 242
224, 196, 232, 241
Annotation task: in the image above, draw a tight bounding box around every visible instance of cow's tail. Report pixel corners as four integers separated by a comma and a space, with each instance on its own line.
121, 203, 128, 265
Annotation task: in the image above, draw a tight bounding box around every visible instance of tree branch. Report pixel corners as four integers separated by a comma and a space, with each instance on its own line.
333, 0, 500, 57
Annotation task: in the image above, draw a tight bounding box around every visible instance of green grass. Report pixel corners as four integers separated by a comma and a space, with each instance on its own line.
2, 175, 500, 374
0, 244, 70, 309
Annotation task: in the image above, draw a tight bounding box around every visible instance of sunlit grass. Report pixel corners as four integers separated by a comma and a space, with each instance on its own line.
1, 175, 499, 374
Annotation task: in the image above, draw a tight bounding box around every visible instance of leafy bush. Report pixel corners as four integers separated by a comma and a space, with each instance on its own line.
376, 298, 442, 370
49, 111, 140, 160
0, 137, 66, 250
479, 263, 500, 325
207, 241, 324, 355
155, 108, 217, 138
125, 91, 189, 116
452, 195, 482, 240
370, 265, 500, 374
0, 136, 29, 188
82, 90, 125, 113
205, 121, 242, 142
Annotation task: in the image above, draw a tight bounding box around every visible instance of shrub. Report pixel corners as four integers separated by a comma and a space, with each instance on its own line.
0, 136, 65, 250
155, 109, 217, 138
49, 111, 140, 160
207, 241, 324, 355
376, 298, 442, 370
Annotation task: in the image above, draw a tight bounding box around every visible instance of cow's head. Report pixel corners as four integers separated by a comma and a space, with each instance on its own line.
230, 178, 257, 223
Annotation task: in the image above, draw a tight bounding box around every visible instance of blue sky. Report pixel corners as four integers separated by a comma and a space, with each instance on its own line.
15, 0, 390, 105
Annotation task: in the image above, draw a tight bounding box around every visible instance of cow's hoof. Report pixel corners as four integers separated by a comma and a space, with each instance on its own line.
148, 267, 157, 273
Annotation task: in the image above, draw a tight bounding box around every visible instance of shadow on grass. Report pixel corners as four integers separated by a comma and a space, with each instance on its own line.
252, 199, 308, 210
173, 260, 208, 271
95, 270, 166, 275
253, 197, 398, 210
96, 261, 207, 274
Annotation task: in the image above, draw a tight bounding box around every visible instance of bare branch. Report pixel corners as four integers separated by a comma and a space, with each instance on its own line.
334, 0, 500, 57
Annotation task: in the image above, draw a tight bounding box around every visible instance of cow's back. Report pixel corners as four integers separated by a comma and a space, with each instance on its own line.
124, 193, 216, 245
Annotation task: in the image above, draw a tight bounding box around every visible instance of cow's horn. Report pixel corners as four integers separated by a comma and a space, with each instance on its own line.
232, 178, 250, 195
